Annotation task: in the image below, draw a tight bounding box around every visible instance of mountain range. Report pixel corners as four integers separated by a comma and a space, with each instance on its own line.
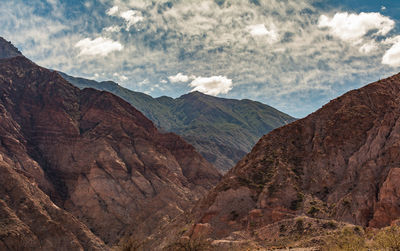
2, 35, 400, 250
165, 68, 400, 249
60, 72, 295, 172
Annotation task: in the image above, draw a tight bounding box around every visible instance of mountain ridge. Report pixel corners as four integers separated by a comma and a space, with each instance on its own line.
60, 72, 296, 172
150, 71, 400, 249
0, 37, 22, 59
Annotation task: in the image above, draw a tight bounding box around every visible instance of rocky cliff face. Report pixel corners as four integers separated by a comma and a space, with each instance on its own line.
0, 158, 107, 251
0, 54, 221, 247
187, 73, 400, 242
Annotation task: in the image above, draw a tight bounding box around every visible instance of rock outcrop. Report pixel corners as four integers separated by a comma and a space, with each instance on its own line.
188, 73, 400, 242
0, 37, 22, 59
0, 50, 221, 247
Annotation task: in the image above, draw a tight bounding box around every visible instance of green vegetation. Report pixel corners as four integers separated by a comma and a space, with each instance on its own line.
60, 72, 295, 172
372, 225, 400, 250
323, 225, 400, 251
323, 227, 367, 251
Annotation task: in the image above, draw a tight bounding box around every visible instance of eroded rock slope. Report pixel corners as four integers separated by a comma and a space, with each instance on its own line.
0, 42, 221, 247
190, 73, 400, 241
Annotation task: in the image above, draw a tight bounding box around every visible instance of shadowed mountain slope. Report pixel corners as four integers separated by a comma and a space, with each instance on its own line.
0, 37, 22, 59
60, 72, 295, 172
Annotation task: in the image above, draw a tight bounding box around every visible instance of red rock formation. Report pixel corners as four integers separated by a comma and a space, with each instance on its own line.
0, 55, 221, 246
0, 159, 107, 251
191, 73, 400, 240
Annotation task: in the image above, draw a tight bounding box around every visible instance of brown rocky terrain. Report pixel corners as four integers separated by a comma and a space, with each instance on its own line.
0, 37, 221, 248
168, 72, 400, 248
0, 157, 107, 250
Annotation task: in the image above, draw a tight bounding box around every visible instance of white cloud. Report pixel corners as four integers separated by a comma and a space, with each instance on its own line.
247, 24, 268, 36
247, 23, 279, 43
120, 10, 143, 30
383, 35, 400, 45
382, 41, 400, 67
75, 37, 123, 56
106, 5, 143, 31
4, 0, 400, 117
103, 25, 122, 33
168, 73, 191, 83
113, 72, 128, 81
359, 41, 378, 54
106, 5, 119, 16
318, 12, 395, 43
189, 76, 232, 96
138, 79, 149, 86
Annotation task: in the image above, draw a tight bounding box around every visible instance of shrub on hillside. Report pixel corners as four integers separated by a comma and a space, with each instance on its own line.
322, 227, 367, 251
372, 225, 400, 250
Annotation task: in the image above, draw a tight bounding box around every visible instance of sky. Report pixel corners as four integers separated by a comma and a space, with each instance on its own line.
1, 0, 400, 118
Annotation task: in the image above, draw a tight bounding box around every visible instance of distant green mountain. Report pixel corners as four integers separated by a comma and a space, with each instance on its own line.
59, 72, 296, 172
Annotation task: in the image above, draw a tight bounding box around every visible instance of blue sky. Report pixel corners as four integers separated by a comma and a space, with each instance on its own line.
1, 0, 400, 118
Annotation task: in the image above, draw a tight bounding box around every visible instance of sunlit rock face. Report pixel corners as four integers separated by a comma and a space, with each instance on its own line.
191, 72, 400, 240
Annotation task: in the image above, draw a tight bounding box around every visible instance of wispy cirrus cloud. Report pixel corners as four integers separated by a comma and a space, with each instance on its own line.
106, 5, 119, 16
106, 5, 143, 31
1, 0, 400, 117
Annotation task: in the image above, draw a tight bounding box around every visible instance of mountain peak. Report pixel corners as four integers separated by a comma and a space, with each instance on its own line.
184, 90, 208, 97
189, 90, 205, 95
0, 37, 22, 59
179, 91, 220, 101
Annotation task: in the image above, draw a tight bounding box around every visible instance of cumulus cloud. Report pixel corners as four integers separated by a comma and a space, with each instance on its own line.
168, 73, 191, 83
75, 37, 123, 56
247, 23, 279, 43
318, 12, 395, 43
382, 41, 400, 67
189, 76, 232, 96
